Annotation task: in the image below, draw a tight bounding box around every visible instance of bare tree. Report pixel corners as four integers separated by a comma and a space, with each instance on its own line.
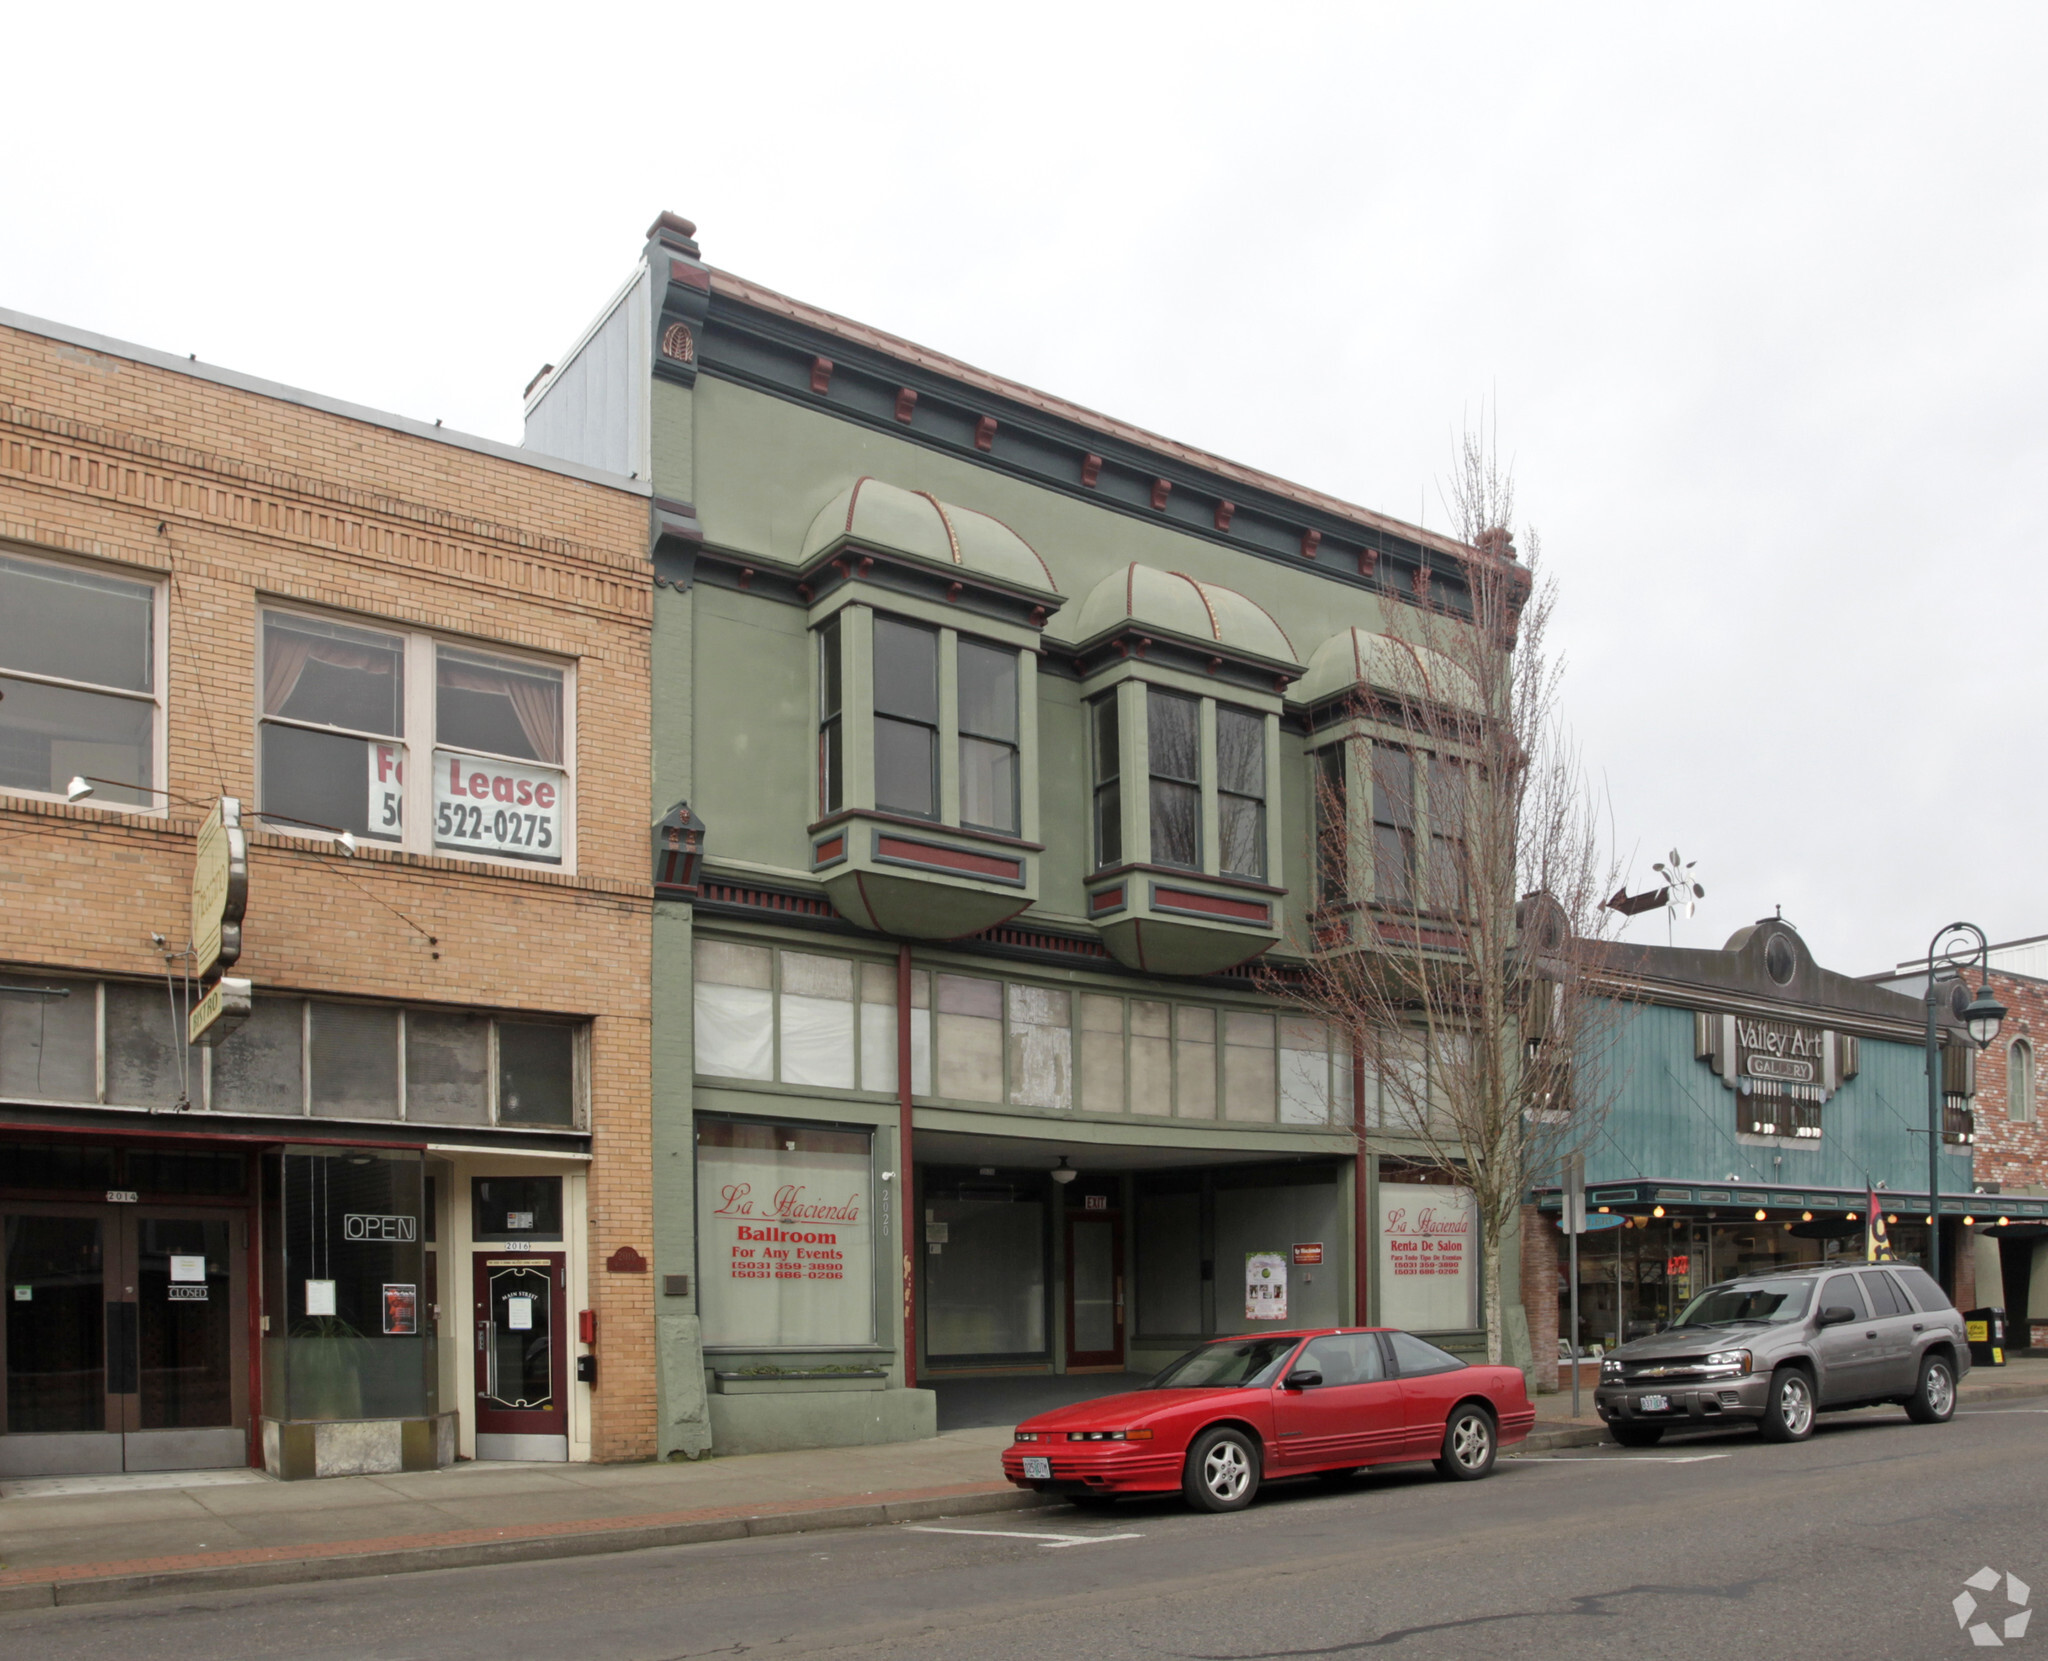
1270, 428, 1626, 1372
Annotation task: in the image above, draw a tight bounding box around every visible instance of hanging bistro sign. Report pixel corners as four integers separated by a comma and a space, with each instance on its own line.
189, 796, 253, 1047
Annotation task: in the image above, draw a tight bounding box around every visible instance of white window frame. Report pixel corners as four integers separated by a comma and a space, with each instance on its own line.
256, 602, 577, 873
0, 546, 168, 815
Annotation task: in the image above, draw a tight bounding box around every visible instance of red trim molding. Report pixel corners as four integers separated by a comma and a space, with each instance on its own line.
1089, 885, 1126, 915
1151, 885, 1272, 925
876, 834, 1024, 884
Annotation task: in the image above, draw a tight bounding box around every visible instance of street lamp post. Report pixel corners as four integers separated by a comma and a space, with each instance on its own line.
1920, 923, 2007, 1289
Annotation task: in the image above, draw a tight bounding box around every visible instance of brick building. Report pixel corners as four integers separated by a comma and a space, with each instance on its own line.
1878, 937, 2048, 1353
0, 309, 656, 1477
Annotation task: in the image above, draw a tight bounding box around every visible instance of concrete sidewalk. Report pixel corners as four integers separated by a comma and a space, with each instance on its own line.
5, 1357, 2041, 1612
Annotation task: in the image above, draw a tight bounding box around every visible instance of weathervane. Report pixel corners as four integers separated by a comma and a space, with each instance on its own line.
1603, 848, 1706, 943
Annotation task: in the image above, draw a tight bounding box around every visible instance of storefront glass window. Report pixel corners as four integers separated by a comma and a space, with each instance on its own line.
1134, 1178, 1203, 1337
498, 1023, 575, 1126
779, 952, 855, 1089
1377, 1180, 1478, 1332
211, 998, 306, 1115
1223, 1012, 1276, 1122
0, 976, 96, 1102
1175, 1006, 1217, 1119
402, 1011, 489, 1125
694, 940, 773, 1080
1078, 994, 1126, 1113
924, 1177, 1049, 1365
264, 1148, 430, 1422
104, 981, 196, 1109
1129, 1000, 1173, 1115
696, 1119, 874, 1349
935, 974, 1003, 1102
309, 1003, 400, 1119
856, 963, 930, 1095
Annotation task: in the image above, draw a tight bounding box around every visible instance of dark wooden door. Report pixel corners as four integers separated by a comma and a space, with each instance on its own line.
472, 1253, 568, 1460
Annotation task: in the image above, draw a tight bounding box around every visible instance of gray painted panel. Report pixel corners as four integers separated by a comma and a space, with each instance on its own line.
0, 1432, 124, 1478
524, 266, 650, 481
475, 1432, 568, 1462
122, 1427, 248, 1472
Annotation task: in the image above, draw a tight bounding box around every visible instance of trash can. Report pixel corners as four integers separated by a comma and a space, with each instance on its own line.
1963, 1307, 2007, 1367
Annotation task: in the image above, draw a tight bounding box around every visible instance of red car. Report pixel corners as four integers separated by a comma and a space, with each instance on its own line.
1001, 1327, 1535, 1512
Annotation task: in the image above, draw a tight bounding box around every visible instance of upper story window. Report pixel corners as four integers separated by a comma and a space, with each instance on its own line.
1148, 689, 1201, 869
2012, 1037, 2036, 1124
1312, 743, 1346, 903
1371, 743, 1416, 908
260, 608, 572, 868
1091, 695, 1121, 868
873, 616, 939, 818
814, 607, 1027, 838
1425, 755, 1468, 914
1216, 705, 1266, 881
818, 616, 844, 814
0, 550, 161, 808
957, 640, 1018, 834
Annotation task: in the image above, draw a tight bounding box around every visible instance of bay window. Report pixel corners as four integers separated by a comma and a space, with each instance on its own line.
259, 608, 572, 868
1216, 705, 1266, 880
1426, 754, 1469, 915
0, 550, 161, 808
1371, 743, 1416, 909
818, 616, 844, 814
1090, 694, 1121, 868
1147, 689, 1201, 869
872, 616, 939, 818
957, 639, 1019, 833
1313, 743, 1347, 903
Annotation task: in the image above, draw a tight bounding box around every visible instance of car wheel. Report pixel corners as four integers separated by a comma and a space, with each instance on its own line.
1182, 1426, 1261, 1513
1609, 1424, 1664, 1448
1433, 1404, 1497, 1480
1757, 1366, 1816, 1442
1905, 1354, 1957, 1425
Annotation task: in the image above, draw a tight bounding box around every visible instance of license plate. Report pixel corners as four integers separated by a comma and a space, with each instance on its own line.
1638, 1394, 1670, 1413
1022, 1456, 1051, 1480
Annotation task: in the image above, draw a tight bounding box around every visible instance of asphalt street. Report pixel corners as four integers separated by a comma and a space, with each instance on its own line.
6, 1403, 2043, 1661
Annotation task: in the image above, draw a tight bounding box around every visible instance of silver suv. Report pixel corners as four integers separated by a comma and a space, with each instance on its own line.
1593, 1263, 1969, 1445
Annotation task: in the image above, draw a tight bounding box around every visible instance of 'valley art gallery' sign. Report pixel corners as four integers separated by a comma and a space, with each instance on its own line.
695, 1123, 874, 1348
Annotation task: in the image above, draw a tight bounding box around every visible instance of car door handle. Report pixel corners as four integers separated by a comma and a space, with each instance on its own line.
1913, 1322, 1924, 1331
1865, 1330, 1877, 1339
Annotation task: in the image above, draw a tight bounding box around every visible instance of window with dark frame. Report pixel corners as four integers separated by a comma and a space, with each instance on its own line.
1313, 743, 1347, 904
1371, 743, 1416, 909
956, 638, 1019, 834
1215, 705, 1265, 880
1147, 689, 1200, 870
1091, 694, 1121, 869
0, 551, 159, 808
817, 616, 843, 815
872, 616, 938, 818
260, 612, 406, 843
1426, 754, 1469, 915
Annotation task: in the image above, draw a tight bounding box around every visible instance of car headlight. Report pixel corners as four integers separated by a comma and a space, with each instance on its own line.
1704, 1349, 1753, 1375
1014, 1431, 1039, 1442
1064, 1430, 1155, 1442
1601, 1359, 1623, 1380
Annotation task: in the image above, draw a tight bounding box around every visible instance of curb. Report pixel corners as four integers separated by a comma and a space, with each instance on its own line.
0, 1485, 1056, 1613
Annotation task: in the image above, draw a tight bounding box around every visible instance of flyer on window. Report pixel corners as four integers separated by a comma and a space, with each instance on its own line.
1245, 1251, 1289, 1320
383, 1283, 419, 1335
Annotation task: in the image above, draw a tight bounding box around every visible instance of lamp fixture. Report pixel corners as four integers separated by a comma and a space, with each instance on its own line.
1999, 1215, 2010, 1227
1963, 1215, 1975, 1226
1801, 1211, 1813, 1222
1754, 1209, 1767, 1221
1964, 985, 2008, 1051
1050, 1156, 1077, 1186
1651, 1205, 1664, 1218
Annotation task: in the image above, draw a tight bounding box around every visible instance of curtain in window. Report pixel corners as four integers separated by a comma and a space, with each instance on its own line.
263, 633, 398, 717
438, 657, 564, 763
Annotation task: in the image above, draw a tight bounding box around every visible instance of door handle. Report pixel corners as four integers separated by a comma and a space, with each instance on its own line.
486, 1321, 499, 1400
1913, 1322, 1924, 1331
1865, 1330, 1877, 1339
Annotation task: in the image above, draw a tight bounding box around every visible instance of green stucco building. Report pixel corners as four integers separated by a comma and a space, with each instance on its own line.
524, 213, 1519, 1455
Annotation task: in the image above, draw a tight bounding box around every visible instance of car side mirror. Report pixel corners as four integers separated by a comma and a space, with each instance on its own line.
1816, 1305, 1858, 1328
1284, 1368, 1323, 1390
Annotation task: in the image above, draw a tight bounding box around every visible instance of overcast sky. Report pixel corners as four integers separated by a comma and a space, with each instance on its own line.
7, 4, 2042, 975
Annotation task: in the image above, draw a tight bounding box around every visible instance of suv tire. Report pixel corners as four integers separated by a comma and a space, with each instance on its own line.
1183, 1426, 1261, 1513
1758, 1366, 1816, 1442
1610, 1424, 1664, 1448
1433, 1405, 1497, 1480
1904, 1354, 1957, 1425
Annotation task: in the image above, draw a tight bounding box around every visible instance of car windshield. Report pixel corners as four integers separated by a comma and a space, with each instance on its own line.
1673, 1277, 1816, 1328
1147, 1336, 1302, 1389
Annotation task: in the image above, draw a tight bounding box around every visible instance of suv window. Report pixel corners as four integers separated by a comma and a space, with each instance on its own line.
1891, 1265, 1953, 1313
1859, 1271, 1905, 1316
1387, 1331, 1466, 1377
1818, 1273, 1869, 1320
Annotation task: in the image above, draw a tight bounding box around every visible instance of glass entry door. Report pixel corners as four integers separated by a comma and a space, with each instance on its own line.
473, 1253, 568, 1461
2, 1203, 248, 1477
1065, 1212, 1125, 1369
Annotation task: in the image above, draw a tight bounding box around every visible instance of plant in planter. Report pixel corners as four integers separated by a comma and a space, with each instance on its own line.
289, 1315, 371, 1420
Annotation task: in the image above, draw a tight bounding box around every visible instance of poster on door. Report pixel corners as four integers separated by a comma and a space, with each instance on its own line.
1245, 1251, 1289, 1321
1378, 1182, 1477, 1331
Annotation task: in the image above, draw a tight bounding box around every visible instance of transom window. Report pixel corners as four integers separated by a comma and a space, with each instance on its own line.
0, 550, 161, 808
259, 609, 571, 867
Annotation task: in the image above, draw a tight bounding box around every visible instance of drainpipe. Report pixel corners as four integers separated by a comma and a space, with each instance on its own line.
1353, 1036, 1370, 1325
898, 943, 917, 1388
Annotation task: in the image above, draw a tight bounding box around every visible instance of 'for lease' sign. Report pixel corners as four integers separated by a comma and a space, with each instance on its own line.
434, 750, 565, 863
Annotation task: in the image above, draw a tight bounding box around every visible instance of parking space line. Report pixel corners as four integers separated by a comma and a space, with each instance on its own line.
901, 1525, 1144, 1549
